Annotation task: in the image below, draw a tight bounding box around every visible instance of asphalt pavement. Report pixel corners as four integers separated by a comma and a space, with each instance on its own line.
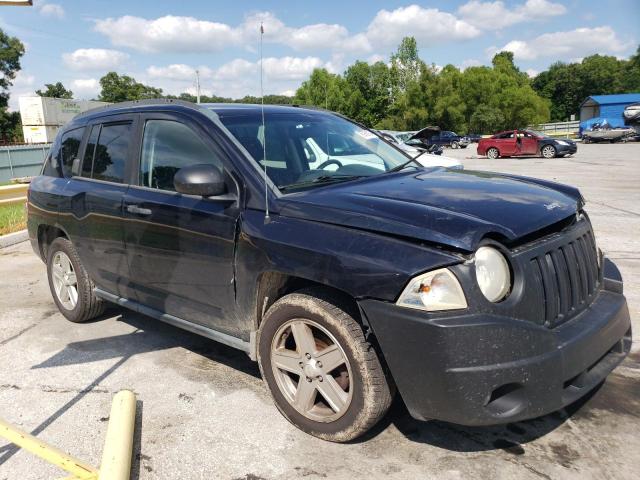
0, 142, 639, 479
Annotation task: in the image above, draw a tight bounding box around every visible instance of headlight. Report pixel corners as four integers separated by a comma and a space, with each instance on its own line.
397, 268, 467, 311
556, 140, 568, 146
475, 246, 511, 302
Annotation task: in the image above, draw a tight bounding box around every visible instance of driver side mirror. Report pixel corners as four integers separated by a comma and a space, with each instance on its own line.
174, 164, 226, 197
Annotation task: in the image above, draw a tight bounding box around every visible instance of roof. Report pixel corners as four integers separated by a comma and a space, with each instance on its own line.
580, 93, 640, 107
203, 103, 327, 116
68, 99, 328, 129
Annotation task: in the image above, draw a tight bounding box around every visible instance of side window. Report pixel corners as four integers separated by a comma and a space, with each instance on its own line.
139, 120, 222, 191
92, 123, 132, 183
59, 127, 85, 177
42, 137, 61, 177
81, 125, 100, 177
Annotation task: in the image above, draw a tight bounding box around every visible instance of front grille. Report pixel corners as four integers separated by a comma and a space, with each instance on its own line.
528, 228, 600, 328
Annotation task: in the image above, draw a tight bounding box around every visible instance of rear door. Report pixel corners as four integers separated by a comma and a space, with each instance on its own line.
62, 115, 137, 298
122, 112, 241, 336
494, 131, 517, 156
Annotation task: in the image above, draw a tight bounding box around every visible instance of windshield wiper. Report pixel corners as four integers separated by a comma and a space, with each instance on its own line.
278, 175, 365, 192
387, 158, 420, 173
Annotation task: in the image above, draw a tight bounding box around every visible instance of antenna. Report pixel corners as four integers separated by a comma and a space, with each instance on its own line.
260, 21, 270, 222
195, 69, 201, 104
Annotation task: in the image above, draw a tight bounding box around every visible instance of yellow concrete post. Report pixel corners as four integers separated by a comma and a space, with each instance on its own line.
0, 418, 98, 479
98, 390, 136, 480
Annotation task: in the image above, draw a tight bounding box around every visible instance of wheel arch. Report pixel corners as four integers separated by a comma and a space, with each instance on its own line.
37, 224, 70, 261
254, 271, 364, 331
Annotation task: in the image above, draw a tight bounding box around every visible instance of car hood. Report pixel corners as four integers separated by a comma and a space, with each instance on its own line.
414, 153, 462, 169
278, 169, 582, 251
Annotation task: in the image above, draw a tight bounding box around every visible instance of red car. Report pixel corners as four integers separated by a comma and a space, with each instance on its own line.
477, 130, 577, 159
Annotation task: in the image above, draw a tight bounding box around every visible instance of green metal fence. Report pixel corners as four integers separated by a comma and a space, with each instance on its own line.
0, 144, 50, 183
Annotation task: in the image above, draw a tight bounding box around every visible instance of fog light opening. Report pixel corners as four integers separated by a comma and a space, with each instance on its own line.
485, 383, 526, 417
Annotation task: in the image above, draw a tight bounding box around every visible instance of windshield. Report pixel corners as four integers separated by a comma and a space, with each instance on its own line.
525, 129, 550, 139
216, 110, 415, 192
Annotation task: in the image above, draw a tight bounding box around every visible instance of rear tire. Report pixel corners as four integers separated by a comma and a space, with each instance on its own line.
46, 237, 105, 323
487, 147, 499, 159
258, 288, 393, 442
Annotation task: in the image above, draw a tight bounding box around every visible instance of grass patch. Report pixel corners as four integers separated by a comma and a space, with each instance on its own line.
0, 203, 26, 236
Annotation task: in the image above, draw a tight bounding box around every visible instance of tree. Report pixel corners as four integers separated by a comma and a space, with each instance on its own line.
469, 105, 505, 134
532, 47, 640, 121
294, 68, 346, 112
36, 82, 73, 99
98, 72, 163, 103
622, 46, 640, 91
390, 37, 423, 95
0, 28, 25, 142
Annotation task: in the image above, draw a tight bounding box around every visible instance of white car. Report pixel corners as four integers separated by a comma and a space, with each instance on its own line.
378, 130, 463, 170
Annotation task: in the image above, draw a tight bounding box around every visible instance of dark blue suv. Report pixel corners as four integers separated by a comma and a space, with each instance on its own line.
28, 100, 631, 442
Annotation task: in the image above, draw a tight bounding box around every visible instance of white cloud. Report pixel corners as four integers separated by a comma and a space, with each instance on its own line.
94, 7, 480, 56
8, 71, 36, 111
526, 68, 539, 77
147, 64, 213, 82
62, 48, 129, 71
94, 15, 237, 53
364, 5, 480, 49
146, 56, 328, 99
71, 78, 100, 99
458, 0, 566, 30
35, 1, 64, 19
489, 26, 632, 61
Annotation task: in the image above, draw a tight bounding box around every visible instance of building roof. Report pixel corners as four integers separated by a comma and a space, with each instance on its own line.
581, 93, 640, 107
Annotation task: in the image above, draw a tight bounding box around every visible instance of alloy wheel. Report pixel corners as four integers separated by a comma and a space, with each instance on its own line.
270, 319, 353, 423
542, 145, 556, 158
51, 251, 78, 310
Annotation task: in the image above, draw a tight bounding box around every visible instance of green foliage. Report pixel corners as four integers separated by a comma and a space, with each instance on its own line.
532, 50, 640, 121
36, 82, 73, 99
0, 28, 25, 142
98, 72, 164, 103
0, 202, 26, 235
292, 38, 555, 134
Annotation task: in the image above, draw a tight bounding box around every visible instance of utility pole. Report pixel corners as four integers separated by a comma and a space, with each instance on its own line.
195, 70, 201, 104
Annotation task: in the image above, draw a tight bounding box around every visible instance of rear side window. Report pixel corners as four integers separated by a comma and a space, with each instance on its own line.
59, 127, 85, 177
91, 123, 132, 183
139, 120, 222, 191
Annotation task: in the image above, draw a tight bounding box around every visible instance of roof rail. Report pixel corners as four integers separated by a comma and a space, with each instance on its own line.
75, 98, 201, 120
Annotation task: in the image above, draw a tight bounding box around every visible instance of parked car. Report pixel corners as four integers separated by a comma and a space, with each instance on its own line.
28, 100, 631, 442
377, 130, 463, 169
407, 127, 470, 149
466, 133, 483, 143
478, 130, 577, 159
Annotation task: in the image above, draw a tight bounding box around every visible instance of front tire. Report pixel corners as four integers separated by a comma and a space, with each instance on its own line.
451, 141, 459, 149
47, 237, 105, 323
541, 144, 557, 158
258, 289, 393, 442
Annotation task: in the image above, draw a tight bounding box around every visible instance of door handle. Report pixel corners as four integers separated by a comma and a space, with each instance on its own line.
126, 205, 152, 216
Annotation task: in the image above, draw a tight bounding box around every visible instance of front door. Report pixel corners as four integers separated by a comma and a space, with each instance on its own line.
495, 131, 517, 156
122, 113, 241, 336
519, 131, 539, 155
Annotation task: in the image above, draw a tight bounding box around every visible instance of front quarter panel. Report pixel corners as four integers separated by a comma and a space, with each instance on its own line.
234, 209, 463, 329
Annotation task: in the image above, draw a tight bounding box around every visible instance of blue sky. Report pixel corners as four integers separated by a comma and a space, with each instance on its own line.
2, 0, 638, 109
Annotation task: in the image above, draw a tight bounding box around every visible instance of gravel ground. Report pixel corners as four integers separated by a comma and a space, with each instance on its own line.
0, 142, 639, 480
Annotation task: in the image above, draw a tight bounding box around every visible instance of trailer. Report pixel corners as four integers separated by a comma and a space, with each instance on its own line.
19, 96, 110, 143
